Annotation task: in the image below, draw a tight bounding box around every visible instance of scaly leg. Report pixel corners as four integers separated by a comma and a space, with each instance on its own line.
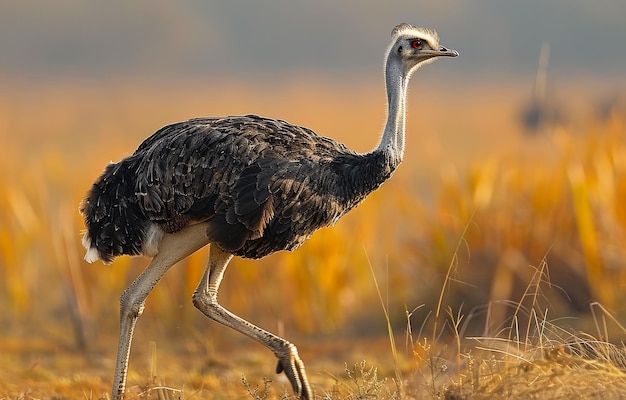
112, 223, 210, 400
192, 245, 313, 399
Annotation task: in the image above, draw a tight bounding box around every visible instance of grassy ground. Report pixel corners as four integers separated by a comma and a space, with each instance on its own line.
2, 76, 626, 398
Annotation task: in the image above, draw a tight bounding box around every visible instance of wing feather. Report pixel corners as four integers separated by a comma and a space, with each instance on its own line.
128, 115, 353, 256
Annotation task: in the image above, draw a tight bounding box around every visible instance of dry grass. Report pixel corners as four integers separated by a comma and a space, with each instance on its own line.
1, 77, 626, 398
404, 258, 626, 399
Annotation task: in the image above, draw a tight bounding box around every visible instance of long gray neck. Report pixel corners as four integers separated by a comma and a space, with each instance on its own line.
332, 52, 410, 208
376, 52, 409, 168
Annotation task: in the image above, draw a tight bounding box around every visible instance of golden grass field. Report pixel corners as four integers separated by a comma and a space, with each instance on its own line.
2, 75, 626, 399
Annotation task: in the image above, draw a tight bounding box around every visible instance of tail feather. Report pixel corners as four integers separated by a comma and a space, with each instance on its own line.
81, 232, 101, 263
80, 160, 151, 264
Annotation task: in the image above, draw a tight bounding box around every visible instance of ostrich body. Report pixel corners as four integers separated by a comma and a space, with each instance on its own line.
80, 23, 457, 400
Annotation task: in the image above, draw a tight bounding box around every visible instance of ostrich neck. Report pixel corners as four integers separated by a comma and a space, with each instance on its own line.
332, 56, 410, 211
377, 55, 409, 167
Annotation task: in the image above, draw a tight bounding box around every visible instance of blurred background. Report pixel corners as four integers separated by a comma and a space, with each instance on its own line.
3, 0, 626, 79
2, 0, 626, 389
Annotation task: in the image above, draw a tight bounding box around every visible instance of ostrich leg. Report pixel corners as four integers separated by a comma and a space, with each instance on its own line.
112, 223, 210, 400
192, 245, 313, 400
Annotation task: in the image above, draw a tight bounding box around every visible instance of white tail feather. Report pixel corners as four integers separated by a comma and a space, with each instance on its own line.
81, 232, 100, 263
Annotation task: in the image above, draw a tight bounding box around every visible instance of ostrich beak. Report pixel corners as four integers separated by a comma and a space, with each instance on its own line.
418, 45, 459, 60
436, 46, 459, 57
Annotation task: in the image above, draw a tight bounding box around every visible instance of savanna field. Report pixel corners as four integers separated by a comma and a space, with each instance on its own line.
2, 76, 626, 399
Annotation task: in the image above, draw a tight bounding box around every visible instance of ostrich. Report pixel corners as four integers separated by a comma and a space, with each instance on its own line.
80, 23, 457, 400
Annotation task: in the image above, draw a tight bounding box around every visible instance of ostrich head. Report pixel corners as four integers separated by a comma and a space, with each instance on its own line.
379, 24, 457, 164
387, 23, 458, 77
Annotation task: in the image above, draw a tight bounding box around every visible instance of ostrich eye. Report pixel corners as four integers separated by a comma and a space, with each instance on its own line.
411, 39, 423, 49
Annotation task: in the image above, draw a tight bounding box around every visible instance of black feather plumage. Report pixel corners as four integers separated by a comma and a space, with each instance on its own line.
80, 114, 398, 261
